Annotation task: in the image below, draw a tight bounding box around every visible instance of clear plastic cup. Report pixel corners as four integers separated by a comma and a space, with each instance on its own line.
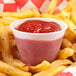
10, 18, 68, 65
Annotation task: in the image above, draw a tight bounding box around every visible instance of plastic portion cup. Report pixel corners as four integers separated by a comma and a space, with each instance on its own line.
10, 18, 68, 65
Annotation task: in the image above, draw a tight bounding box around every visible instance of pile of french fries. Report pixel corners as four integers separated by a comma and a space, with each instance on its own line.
0, 0, 76, 76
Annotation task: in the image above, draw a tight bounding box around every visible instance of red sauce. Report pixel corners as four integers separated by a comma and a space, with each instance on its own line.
17, 20, 61, 33
15, 20, 62, 65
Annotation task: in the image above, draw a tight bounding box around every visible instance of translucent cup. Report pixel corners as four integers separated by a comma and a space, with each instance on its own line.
10, 18, 68, 65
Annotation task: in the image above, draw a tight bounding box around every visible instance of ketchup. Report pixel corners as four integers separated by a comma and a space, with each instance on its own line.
15, 20, 62, 65
17, 20, 61, 33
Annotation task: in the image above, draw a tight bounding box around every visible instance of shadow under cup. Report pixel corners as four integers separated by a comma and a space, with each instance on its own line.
10, 18, 68, 65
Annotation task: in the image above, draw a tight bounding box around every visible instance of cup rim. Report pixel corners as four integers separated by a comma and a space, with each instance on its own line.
10, 18, 68, 35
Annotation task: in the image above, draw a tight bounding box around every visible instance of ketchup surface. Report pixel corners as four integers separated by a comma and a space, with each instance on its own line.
17, 20, 61, 33
15, 20, 62, 65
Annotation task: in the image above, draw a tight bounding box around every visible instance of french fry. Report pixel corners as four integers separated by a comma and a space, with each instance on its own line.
72, 43, 76, 52
0, 73, 7, 76
0, 9, 34, 19
58, 48, 74, 59
57, 11, 70, 20
0, 21, 4, 25
72, 52, 76, 61
72, 44, 76, 61
0, 23, 14, 64
33, 66, 66, 76
2, 17, 19, 22
62, 0, 73, 12
71, 62, 76, 67
50, 60, 72, 70
9, 39, 16, 48
64, 29, 76, 43
14, 59, 29, 72
0, 61, 31, 76
30, 60, 51, 73
55, 0, 73, 18
0, 18, 12, 25
64, 19, 76, 35
62, 38, 72, 48
11, 47, 20, 59
4, 26, 13, 35
32, 9, 40, 17
48, 0, 58, 14
0, 17, 18, 26
71, 0, 76, 24
40, 13, 61, 19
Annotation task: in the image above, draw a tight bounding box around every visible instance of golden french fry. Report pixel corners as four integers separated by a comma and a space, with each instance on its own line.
30, 60, 51, 73
4, 26, 13, 35
57, 11, 70, 20
0, 23, 14, 64
14, 59, 29, 72
71, 0, 76, 24
71, 62, 76, 67
64, 29, 76, 43
0, 21, 5, 25
40, 13, 61, 19
0, 73, 7, 76
64, 19, 76, 35
0, 9, 34, 19
63, 0, 73, 12
62, 38, 72, 48
0, 18, 12, 25
33, 66, 66, 76
32, 9, 40, 17
72, 44, 76, 61
11, 47, 20, 59
72, 43, 76, 52
9, 39, 16, 48
0, 61, 31, 76
50, 60, 72, 70
56, 0, 73, 19
2, 17, 19, 22
48, 0, 58, 14
58, 48, 74, 59
0, 17, 18, 25
72, 52, 76, 61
